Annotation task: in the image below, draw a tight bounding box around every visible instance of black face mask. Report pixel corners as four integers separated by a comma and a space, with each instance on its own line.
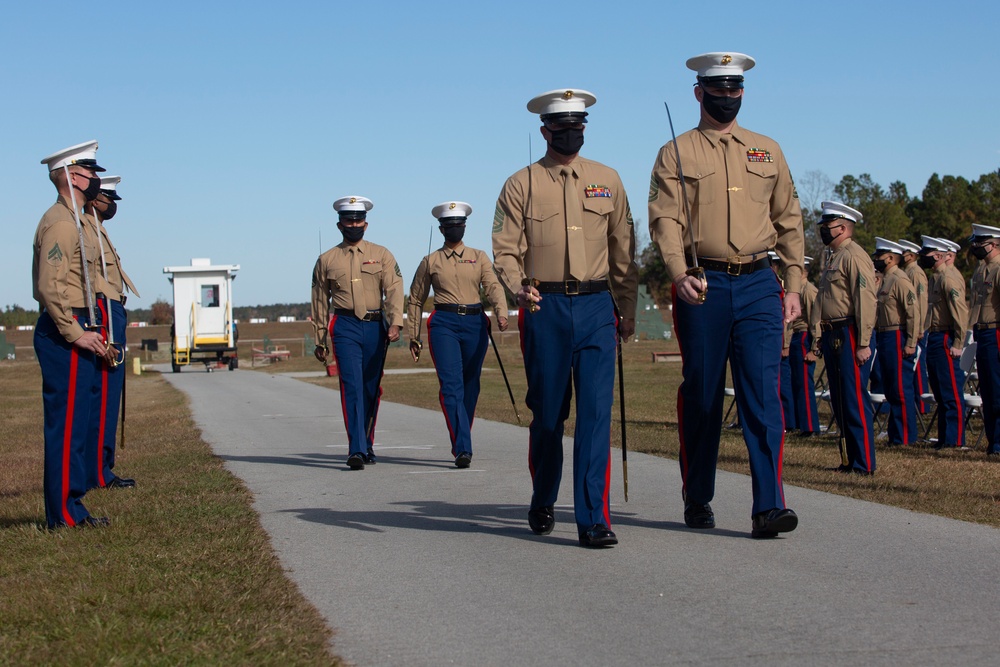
971, 244, 991, 260
820, 225, 842, 246
548, 127, 585, 156
339, 224, 365, 243
873, 258, 887, 273
100, 200, 118, 221
79, 175, 102, 201
441, 225, 465, 244
701, 89, 742, 124
917, 254, 937, 269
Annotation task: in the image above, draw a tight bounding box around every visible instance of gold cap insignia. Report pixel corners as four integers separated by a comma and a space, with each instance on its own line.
563, 90, 574, 99
449, 203, 457, 210
349, 197, 357, 204
721, 54, 732, 65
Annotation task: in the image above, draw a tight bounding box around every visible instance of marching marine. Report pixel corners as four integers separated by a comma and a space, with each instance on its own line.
312, 196, 404, 469
493, 88, 638, 547
407, 201, 509, 468
648, 52, 803, 537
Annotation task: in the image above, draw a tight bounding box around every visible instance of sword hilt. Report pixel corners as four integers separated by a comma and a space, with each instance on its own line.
521, 277, 540, 313
685, 266, 708, 303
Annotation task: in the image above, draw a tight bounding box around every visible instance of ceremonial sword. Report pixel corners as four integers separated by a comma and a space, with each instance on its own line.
664, 102, 707, 303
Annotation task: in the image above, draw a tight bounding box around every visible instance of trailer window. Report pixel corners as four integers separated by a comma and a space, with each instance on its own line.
201, 285, 220, 307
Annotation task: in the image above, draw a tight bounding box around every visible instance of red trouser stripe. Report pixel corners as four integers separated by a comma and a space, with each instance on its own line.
894, 330, 908, 444
848, 327, 872, 470
62, 347, 79, 527
943, 333, 963, 445
670, 285, 690, 488
798, 334, 814, 426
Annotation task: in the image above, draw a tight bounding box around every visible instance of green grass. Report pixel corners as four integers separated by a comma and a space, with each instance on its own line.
0, 360, 340, 666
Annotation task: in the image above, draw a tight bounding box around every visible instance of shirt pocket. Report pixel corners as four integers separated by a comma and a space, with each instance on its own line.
526, 202, 560, 247
582, 198, 612, 240
746, 162, 777, 204
684, 162, 716, 206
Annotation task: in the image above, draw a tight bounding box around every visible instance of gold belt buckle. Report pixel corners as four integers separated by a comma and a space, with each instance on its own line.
565, 280, 580, 295
727, 256, 742, 276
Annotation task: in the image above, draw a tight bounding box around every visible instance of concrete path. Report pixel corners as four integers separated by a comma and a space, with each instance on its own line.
161, 367, 1000, 666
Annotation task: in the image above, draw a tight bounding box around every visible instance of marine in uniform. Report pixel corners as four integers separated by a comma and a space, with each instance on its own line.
648, 53, 803, 538
788, 256, 820, 436
872, 238, 918, 445
813, 201, 877, 474
86, 175, 139, 489
898, 238, 930, 413
407, 201, 509, 468
967, 224, 1000, 455
920, 235, 968, 449
493, 88, 638, 548
33, 141, 113, 528
311, 196, 404, 469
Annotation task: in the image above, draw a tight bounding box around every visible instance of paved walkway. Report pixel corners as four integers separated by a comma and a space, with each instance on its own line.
161, 367, 1000, 666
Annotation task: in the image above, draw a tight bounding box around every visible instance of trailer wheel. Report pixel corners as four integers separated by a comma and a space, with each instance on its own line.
171, 361, 181, 373
228, 358, 238, 371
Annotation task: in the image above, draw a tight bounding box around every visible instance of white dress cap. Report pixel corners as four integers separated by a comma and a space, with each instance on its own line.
896, 239, 922, 253
431, 201, 472, 221
971, 223, 1000, 239
686, 52, 756, 78
40, 139, 105, 172
100, 175, 122, 200
920, 235, 950, 252
820, 201, 863, 224
527, 89, 597, 117
936, 238, 960, 253
333, 196, 374, 213
874, 237, 905, 255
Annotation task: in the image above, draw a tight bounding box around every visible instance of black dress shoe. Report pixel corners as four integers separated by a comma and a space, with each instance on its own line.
105, 476, 136, 489
751, 508, 798, 539
527, 506, 554, 535
365, 448, 377, 464
455, 453, 472, 469
684, 502, 715, 529
347, 453, 366, 470
579, 524, 618, 548
79, 516, 111, 528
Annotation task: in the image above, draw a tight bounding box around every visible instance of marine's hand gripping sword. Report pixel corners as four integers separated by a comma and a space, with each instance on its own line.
664, 102, 707, 303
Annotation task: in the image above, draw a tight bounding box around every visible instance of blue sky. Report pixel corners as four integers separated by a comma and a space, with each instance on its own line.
3, 1, 996, 312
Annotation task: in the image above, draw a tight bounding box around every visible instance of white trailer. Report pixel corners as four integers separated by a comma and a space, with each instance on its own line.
163, 258, 240, 372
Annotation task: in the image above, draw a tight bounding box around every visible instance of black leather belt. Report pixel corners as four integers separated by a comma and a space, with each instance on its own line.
435, 303, 482, 315
688, 255, 771, 276
927, 325, 953, 333
97, 293, 127, 306
875, 325, 902, 333
335, 309, 382, 321
820, 317, 855, 332
534, 280, 609, 295
974, 322, 999, 331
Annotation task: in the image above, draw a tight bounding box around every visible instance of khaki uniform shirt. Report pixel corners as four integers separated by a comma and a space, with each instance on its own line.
926, 264, 968, 342
406, 243, 508, 342
648, 120, 805, 294
814, 238, 877, 350
967, 254, 1000, 332
32, 196, 101, 343
86, 212, 140, 301
791, 279, 817, 334
310, 240, 405, 346
902, 260, 928, 339
492, 154, 638, 318
875, 265, 918, 348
